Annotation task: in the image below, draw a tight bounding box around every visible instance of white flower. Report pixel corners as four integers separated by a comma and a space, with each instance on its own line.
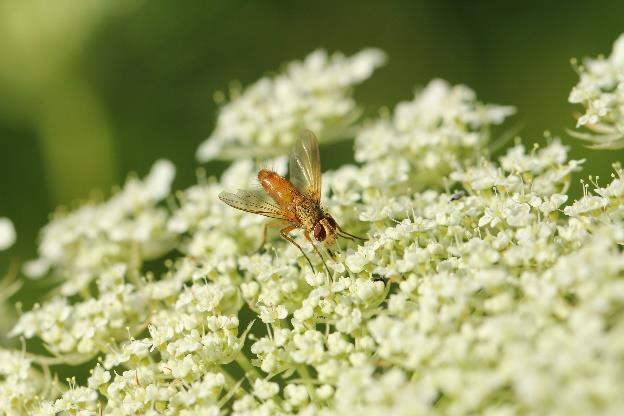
87, 364, 111, 389
502, 199, 532, 227
539, 193, 568, 214
284, 384, 308, 407
253, 379, 280, 400
563, 195, 609, 216
53, 387, 98, 413
22, 258, 51, 279
345, 247, 373, 273
259, 304, 288, 323
142, 159, 176, 201
304, 271, 326, 287
0, 217, 16, 250
290, 330, 325, 364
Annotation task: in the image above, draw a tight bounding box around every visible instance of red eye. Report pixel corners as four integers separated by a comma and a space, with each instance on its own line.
314, 223, 326, 241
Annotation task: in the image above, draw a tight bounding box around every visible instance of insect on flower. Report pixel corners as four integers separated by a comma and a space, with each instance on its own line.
219, 130, 366, 274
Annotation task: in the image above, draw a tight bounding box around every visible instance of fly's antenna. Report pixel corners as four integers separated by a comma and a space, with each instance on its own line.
337, 227, 368, 241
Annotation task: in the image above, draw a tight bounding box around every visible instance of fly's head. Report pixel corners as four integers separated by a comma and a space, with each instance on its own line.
313, 216, 337, 247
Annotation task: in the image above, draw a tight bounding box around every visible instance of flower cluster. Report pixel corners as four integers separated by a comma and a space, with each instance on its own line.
569, 34, 624, 147
354, 78, 514, 188
0, 349, 51, 415
196, 48, 386, 161
4, 38, 624, 414
10, 264, 151, 357
22, 160, 176, 295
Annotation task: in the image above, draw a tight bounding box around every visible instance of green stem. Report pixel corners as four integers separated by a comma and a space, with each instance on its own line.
235, 352, 262, 381
220, 366, 246, 400
25, 351, 94, 366
127, 242, 144, 287
295, 364, 317, 402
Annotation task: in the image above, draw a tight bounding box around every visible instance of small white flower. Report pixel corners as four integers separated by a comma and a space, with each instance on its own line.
563, 195, 609, 216
304, 271, 326, 287
351, 278, 384, 304
290, 330, 325, 364
284, 384, 308, 406
293, 304, 315, 321
345, 249, 371, 273
253, 379, 280, 400
0, 217, 16, 250
87, 364, 111, 390
22, 257, 51, 279
53, 387, 98, 412
259, 304, 288, 323
141, 159, 176, 203
503, 199, 532, 227
539, 193, 568, 214
316, 384, 335, 401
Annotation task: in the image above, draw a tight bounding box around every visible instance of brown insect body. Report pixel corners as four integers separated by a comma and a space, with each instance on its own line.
219, 130, 363, 274
258, 168, 336, 247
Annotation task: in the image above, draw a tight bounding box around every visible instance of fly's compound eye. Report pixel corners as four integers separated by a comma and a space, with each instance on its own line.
314, 222, 326, 241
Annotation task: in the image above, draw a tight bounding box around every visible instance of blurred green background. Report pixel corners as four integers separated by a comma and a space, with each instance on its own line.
1, 0, 624, 272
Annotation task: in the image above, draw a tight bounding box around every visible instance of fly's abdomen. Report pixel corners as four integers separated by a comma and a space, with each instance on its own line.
258, 169, 297, 206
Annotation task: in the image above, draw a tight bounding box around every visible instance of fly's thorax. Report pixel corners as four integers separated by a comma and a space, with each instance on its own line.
293, 196, 324, 229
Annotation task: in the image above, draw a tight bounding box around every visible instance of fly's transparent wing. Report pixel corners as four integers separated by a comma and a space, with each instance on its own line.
219, 189, 291, 220
289, 130, 321, 202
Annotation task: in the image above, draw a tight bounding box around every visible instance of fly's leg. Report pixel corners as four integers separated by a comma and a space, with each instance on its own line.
280, 225, 315, 271
304, 230, 331, 276
326, 248, 336, 261
259, 221, 286, 252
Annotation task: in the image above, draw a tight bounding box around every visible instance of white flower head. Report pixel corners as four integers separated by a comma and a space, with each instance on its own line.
569, 33, 624, 147
196, 48, 386, 161
7, 36, 624, 416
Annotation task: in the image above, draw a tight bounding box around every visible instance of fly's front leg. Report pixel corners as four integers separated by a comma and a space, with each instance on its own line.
326, 248, 336, 261
280, 225, 315, 271
304, 230, 331, 276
